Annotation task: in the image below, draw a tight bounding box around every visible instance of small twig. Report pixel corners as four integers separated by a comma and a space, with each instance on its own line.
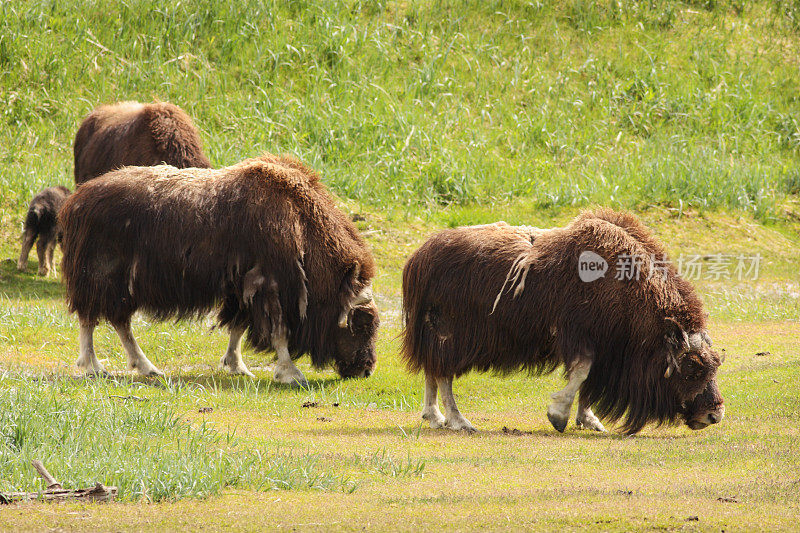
31, 460, 62, 491
109, 395, 147, 401
0, 461, 117, 504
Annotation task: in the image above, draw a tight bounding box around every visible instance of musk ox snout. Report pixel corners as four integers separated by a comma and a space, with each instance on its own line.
333, 303, 379, 379
684, 379, 725, 430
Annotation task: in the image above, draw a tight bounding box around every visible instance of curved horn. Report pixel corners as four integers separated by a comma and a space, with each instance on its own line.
338, 284, 374, 329
701, 331, 712, 347
679, 328, 690, 352
688, 332, 704, 351
352, 285, 373, 306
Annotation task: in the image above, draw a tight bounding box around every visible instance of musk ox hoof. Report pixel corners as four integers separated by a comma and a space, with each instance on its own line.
220, 363, 255, 378
37, 267, 50, 277
444, 415, 477, 433
576, 413, 607, 432
422, 408, 446, 429
85, 368, 112, 378
16, 261, 27, 272
129, 360, 164, 377
547, 411, 568, 433
274, 364, 308, 388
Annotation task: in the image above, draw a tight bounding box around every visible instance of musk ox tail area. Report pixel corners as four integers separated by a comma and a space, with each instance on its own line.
24, 205, 44, 234
144, 103, 212, 170
401, 247, 431, 376
74, 101, 211, 184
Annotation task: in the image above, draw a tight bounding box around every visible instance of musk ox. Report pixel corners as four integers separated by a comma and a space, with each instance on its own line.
74, 101, 211, 184
60, 154, 379, 385
402, 209, 725, 434
17, 186, 72, 277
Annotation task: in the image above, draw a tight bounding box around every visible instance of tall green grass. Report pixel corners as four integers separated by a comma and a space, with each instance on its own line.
1, 1, 798, 218
0, 375, 353, 501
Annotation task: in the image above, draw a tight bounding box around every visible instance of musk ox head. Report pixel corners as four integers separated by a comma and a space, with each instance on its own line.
332, 284, 380, 378
664, 324, 725, 430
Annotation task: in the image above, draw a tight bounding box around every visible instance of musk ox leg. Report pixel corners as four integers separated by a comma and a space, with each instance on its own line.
75, 322, 108, 376
219, 326, 255, 377
437, 376, 476, 433
547, 359, 591, 433
272, 333, 308, 388
17, 229, 36, 272
421, 373, 446, 429
35, 231, 52, 277
575, 394, 607, 432
112, 322, 164, 377
46, 237, 57, 276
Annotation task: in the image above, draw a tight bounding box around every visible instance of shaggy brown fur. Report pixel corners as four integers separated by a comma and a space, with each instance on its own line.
73, 101, 211, 184
60, 154, 379, 377
402, 209, 724, 434
17, 186, 72, 277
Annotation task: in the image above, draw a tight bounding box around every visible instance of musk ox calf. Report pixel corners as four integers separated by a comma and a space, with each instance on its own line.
17, 186, 71, 277
74, 101, 211, 184
402, 209, 725, 434
60, 154, 379, 385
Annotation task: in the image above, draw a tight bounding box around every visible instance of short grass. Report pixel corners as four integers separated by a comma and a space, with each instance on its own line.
1, 0, 800, 531
2, 206, 800, 531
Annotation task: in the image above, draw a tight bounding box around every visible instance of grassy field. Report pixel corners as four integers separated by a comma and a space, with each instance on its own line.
2, 1, 800, 531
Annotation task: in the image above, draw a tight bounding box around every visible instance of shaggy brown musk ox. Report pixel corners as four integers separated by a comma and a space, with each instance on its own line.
60, 154, 379, 385
73, 101, 211, 184
401, 209, 725, 434
17, 186, 71, 277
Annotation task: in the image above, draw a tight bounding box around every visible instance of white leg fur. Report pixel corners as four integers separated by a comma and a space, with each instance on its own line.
272, 333, 308, 387
421, 373, 446, 428
113, 323, 163, 377
219, 326, 254, 377
547, 359, 591, 432
76, 322, 107, 375
437, 376, 476, 432
575, 394, 607, 432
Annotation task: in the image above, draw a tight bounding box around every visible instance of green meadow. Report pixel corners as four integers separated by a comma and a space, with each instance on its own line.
1, 1, 799, 530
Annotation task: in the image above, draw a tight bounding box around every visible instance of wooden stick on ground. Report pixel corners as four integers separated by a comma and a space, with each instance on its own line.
31, 460, 62, 491
0, 460, 117, 504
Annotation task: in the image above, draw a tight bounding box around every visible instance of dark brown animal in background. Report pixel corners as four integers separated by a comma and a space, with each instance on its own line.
17, 186, 72, 277
60, 154, 379, 385
402, 209, 725, 434
73, 101, 211, 184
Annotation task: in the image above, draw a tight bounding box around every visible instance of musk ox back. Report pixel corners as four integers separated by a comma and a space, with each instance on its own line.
17, 185, 72, 277
73, 101, 211, 184
60, 154, 379, 385
402, 210, 725, 434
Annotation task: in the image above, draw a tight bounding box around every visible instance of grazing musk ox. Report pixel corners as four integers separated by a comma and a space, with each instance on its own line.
60, 154, 379, 384
74, 101, 211, 184
402, 209, 725, 434
17, 186, 72, 277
